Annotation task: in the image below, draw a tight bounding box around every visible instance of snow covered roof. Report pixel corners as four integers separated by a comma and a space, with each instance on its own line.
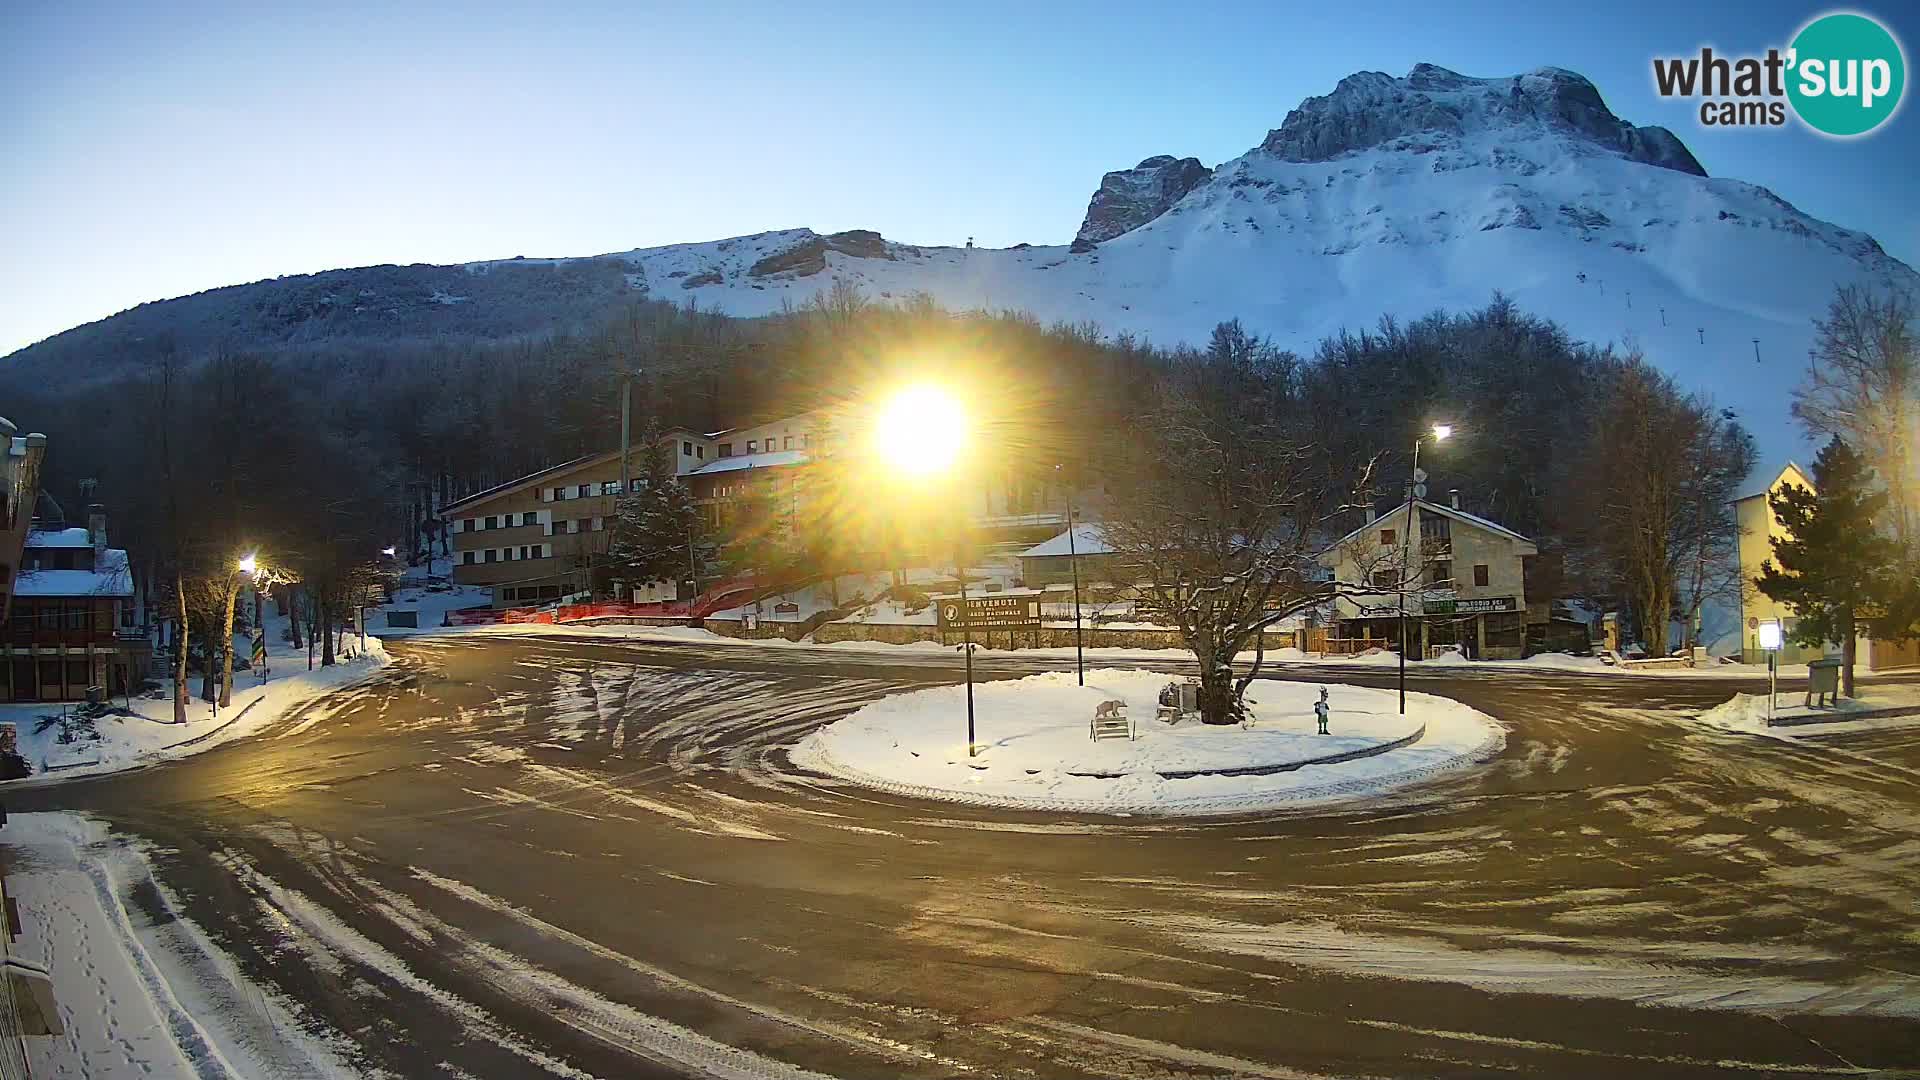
1326, 499, 1535, 551
1734, 460, 1810, 503
1019, 524, 1115, 558
14, 549, 132, 598
688, 450, 805, 475
24, 527, 95, 549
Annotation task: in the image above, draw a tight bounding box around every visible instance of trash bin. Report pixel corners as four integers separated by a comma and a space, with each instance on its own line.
1807, 657, 1842, 708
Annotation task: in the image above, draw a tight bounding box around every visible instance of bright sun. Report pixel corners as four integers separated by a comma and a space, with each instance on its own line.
872, 384, 967, 476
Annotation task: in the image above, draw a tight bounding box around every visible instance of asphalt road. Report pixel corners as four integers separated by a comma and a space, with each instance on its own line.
14, 636, 1920, 1079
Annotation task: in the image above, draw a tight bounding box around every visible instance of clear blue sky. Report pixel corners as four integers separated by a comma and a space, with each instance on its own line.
2, 0, 1913, 355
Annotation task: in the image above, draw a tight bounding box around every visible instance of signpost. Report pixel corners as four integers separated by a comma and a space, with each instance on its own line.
937, 590, 1043, 757
1758, 620, 1784, 723
251, 631, 268, 681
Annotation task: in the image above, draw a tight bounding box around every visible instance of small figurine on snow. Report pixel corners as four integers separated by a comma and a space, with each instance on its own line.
1313, 686, 1330, 734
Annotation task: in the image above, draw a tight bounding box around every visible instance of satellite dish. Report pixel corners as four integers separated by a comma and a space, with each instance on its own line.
1412, 467, 1428, 484
1413, 483, 1428, 498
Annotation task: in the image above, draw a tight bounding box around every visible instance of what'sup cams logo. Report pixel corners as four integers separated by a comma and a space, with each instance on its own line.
1653, 11, 1906, 136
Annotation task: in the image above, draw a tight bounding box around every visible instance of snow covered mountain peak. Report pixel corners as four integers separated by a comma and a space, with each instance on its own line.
1260, 63, 1705, 178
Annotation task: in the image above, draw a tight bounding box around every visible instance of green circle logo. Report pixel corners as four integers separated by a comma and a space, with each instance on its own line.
1787, 12, 1906, 136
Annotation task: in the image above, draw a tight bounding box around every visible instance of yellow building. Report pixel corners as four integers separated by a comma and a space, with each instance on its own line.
1734, 461, 1920, 670
1733, 462, 1818, 664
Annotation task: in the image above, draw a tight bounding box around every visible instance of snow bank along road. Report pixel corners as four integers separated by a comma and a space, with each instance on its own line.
12, 636, 1920, 1079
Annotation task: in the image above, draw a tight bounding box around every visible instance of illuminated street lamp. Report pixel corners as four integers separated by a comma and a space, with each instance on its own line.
382, 546, 397, 558
1398, 423, 1453, 715
873, 385, 980, 755
238, 552, 266, 678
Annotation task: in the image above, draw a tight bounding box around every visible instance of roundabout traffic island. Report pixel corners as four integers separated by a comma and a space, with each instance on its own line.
791, 669, 1505, 816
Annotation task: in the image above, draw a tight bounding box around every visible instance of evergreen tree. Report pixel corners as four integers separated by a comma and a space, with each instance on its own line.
607, 479, 713, 600
1755, 437, 1896, 696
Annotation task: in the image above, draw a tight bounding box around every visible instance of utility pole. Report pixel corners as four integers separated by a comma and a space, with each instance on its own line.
1398, 442, 1418, 716
620, 374, 632, 496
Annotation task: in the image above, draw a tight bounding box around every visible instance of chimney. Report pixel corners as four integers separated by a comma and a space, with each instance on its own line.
87, 503, 107, 557
1448, 488, 1461, 511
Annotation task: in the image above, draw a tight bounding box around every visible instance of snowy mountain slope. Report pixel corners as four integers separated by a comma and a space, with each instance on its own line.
607, 66, 1913, 458
5, 64, 1910, 463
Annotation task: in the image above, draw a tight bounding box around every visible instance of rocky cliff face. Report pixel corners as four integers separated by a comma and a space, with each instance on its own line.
1260, 64, 1705, 177
1073, 155, 1214, 247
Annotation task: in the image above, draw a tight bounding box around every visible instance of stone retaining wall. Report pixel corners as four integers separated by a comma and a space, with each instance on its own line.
703, 619, 812, 642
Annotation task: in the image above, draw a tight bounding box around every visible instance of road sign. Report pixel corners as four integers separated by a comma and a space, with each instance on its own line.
938, 594, 1041, 630
1412, 483, 1428, 498
1412, 467, 1428, 483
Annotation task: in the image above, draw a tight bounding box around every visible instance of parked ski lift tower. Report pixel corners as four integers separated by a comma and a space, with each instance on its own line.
1757, 619, 1784, 723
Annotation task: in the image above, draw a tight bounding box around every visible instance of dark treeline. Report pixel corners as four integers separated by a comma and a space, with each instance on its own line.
1, 282, 1747, 643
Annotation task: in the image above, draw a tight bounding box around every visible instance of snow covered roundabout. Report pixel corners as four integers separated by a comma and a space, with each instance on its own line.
791, 669, 1506, 816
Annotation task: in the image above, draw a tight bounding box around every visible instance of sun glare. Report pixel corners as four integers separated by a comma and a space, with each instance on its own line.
873, 385, 967, 476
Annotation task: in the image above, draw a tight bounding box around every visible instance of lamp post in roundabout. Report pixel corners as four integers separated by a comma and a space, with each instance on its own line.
1397, 423, 1453, 716
870, 383, 980, 755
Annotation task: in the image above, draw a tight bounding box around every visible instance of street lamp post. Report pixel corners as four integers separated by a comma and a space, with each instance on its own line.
872, 384, 974, 753
1055, 463, 1085, 686
1397, 424, 1452, 715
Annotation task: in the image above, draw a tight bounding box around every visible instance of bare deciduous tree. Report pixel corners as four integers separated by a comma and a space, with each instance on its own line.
1793, 282, 1918, 547
1103, 324, 1375, 725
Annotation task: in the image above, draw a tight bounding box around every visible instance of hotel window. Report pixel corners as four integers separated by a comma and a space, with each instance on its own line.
1473, 564, 1490, 587
1379, 529, 1395, 546
682, 441, 692, 456
601, 481, 620, 495
463, 551, 475, 565
1429, 560, 1452, 587
577, 484, 590, 498
719, 443, 733, 457
519, 546, 531, 560
484, 515, 498, 529
553, 486, 568, 501
801, 433, 810, 448
1370, 569, 1396, 590
747, 440, 757, 453
554, 520, 571, 534
484, 549, 498, 564
522, 512, 537, 526
696, 445, 703, 459
629, 479, 645, 493
502, 547, 513, 561
464, 518, 476, 532
783, 436, 793, 450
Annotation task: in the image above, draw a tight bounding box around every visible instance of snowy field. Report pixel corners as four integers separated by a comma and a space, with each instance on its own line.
1696, 683, 1920, 738
1, 813, 358, 1079
791, 669, 1504, 815
1, 630, 388, 783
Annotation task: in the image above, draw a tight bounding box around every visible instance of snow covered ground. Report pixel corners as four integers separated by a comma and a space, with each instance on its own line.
390, 619, 1805, 681
1, 622, 388, 782
791, 669, 1504, 815
372, 578, 493, 634
1696, 683, 1920, 738
1, 813, 358, 1079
